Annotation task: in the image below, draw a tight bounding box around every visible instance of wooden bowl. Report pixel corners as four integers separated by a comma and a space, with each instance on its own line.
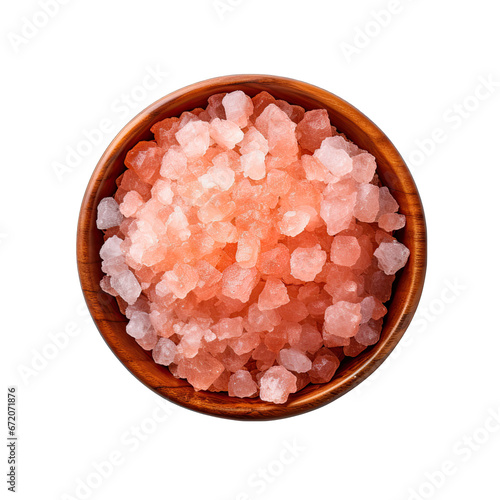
77, 74, 427, 420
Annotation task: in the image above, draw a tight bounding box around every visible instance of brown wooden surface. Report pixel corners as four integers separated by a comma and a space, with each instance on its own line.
77, 74, 427, 420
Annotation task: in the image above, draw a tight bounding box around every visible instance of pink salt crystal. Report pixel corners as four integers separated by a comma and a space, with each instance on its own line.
360, 296, 376, 323
151, 179, 173, 205
378, 213, 406, 232
214, 317, 244, 340
255, 104, 298, 157
222, 90, 254, 128
331, 235, 361, 266
169, 363, 181, 378
177, 321, 206, 358
135, 198, 167, 235
275, 99, 304, 123
229, 331, 260, 355
278, 298, 309, 323
372, 299, 387, 320
150, 117, 180, 149
278, 348, 312, 373
266, 170, 292, 197
160, 263, 199, 299
205, 336, 228, 356
179, 352, 225, 391
215, 290, 249, 316
324, 266, 361, 303
263, 327, 288, 353
257, 244, 291, 276
150, 309, 175, 337
259, 366, 297, 404
136, 328, 158, 350
375, 229, 396, 245
218, 348, 252, 373
314, 137, 353, 177
238, 127, 269, 155
307, 296, 331, 318
323, 333, 350, 347
323, 301, 362, 341
297, 282, 320, 302
308, 353, 340, 384
251, 91, 276, 120
290, 323, 323, 353
283, 182, 321, 213
228, 370, 258, 398
210, 370, 230, 392
209, 118, 244, 149
236, 231, 261, 268
290, 244, 327, 282
125, 295, 149, 319
320, 193, 357, 236
179, 111, 201, 128
295, 373, 310, 391
351, 152, 377, 183
126, 311, 152, 339
212, 150, 241, 173
120, 191, 143, 218
97, 197, 123, 230
378, 186, 399, 215
252, 343, 276, 371
374, 240, 410, 275
160, 146, 187, 180
200, 164, 235, 191
328, 135, 361, 156
221, 264, 259, 302
188, 232, 217, 260
206, 93, 227, 120
175, 120, 210, 158
354, 184, 380, 223
295, 109, 333, 152
278, 322, 302, 345
152, 338, 177, 365
100, 276, 117, 296
344, 338, 366, 357
366, 270, 395, 302
235, 209, 274, 241
110, 270, 141, 305
166, 207, 190, 242
206, 221, 238, 243
231, 178, 257, 202
246, 303, 281, 332
288, 105, 305, 124
354, 235, 374, 272
241, 150, 266, 180
355, 321, 381, 346
278, 210, 311, 237
124, 142, 163, 184
302, 155, 331, 182
258, 278, 290, 311
177, 180, 205, 206
118, 169, 152, 201
198, 193, 236, 224
194, 260, 222, 289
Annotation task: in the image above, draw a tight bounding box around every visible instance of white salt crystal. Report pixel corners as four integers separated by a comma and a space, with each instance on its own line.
110, 270, 141, 304
96, 197, 123, 229
126, 311, 152, 339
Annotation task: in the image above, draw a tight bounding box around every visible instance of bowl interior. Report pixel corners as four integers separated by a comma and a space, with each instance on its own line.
77, 75, 426, 420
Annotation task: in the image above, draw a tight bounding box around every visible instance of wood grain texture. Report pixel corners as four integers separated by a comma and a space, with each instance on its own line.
77, 74, 427, 420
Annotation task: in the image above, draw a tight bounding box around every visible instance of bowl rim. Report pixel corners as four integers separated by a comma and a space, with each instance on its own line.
77, 74, 427, 420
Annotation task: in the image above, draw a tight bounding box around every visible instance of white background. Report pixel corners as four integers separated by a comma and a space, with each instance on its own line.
2, 1, 499, 499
